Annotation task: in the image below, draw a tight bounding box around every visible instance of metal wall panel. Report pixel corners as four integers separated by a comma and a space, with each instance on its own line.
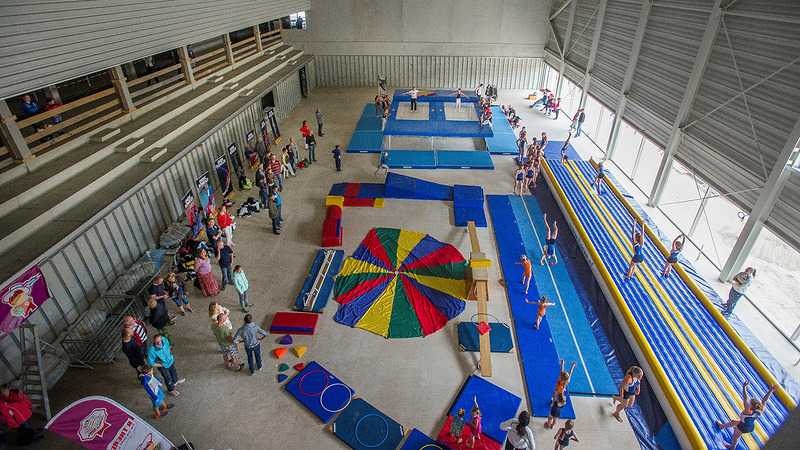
0, 0, 309, 99
313, 55, 541, 90
592, 0, 640, 96
566, 0, 601, 73
768, 171, 800, 252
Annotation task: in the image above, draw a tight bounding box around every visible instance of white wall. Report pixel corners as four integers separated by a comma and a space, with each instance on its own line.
284, 0, 551, 58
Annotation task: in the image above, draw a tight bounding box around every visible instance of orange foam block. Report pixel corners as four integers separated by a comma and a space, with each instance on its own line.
273, 348, 288, 359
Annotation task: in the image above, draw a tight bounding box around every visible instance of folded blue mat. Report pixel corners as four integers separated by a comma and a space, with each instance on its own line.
454, 207, 487, 227
448, 375, 522, 445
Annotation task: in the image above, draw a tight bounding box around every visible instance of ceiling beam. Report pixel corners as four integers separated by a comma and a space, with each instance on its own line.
550, 0, 573, 21
555, 0, 578, 100
579, 0, 608, 110
604, 0, 651, 160
648, 0, 724, 206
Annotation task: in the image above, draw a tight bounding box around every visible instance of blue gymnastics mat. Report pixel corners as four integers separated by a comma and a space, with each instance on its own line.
439, 121, 493, 138
448, 375, 522, 446
384, 117, 439, 136
384, 172, 417, 199
331, 397, 406, 450
293, 249, 346, 313
356, 104, 383, 131
329, 183, 348, 196
356, 183, 386, 198
485, 132, 519, 155
454, 207, 487, 227
489, 106, 514, 135
541, 141, 581, 161
428, 183, 454, 201
485, 195, 576, 419
457, 321, 514, 352
453, 185, 484, 208
398, 429, 442, 449
437, 151, 494, 169
516, 195, 617, 395
385, 150, 437, 169
347, 131, 384, 153
285, 361, 355, 423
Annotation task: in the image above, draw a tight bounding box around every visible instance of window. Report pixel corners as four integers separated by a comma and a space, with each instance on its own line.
632, 138, 663, 193
613, 121, 640, 175
282, 12, 307, 29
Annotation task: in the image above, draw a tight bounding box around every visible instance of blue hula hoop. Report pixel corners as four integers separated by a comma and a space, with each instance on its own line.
355, 413, 389, 448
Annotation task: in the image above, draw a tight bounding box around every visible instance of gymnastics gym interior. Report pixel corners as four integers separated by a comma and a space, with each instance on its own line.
0, 1, 799, 449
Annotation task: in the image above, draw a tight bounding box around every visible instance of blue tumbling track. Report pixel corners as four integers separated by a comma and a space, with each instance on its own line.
547, 158, 791, 449
507, 194, 617, 395
485, 194, 576, 419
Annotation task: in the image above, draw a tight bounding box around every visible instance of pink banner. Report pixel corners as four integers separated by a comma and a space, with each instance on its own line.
46, 396, 174, 450
0, 265, 50, 341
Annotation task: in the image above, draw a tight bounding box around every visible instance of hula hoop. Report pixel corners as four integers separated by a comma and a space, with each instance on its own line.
355, 414, 389, 448
420, 445, 445, 450
470, 312, 500, 327
298, 370, 329, 397
319, 382, 352, 413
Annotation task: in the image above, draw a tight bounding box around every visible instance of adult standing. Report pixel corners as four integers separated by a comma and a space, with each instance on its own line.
289, 138, 300, 168
232, 314, 269, 375
217, 204, 234, 246
121, 328, 146, 379
147, 334, 184, 396
123, 316, 148, 353
404, 86, 420, 111
374, 152, 390, 176
315, 108, 325, 136
257, 172, 269, 210
205, 217, 222, 248
500, 411, 536, 449
723, 267, 756, 316
255, 136, 267, 165
300, 120, 311, 152
332, 145, 342, 172
272, 186, 285, 224
281, 146, 296, 176
211, 312, 244, 371
552, 98, 562, 119
233, 265, 253, 312
475, 84, 484, 103
269, 152, 283, 191
576, 109, 586, 137
306, 130, 317, 162
195, 248, 220, 297
214, 240, 234, 291
485, 84, 494, 101
267, 192, 280, 235
0, 385, 41, 446
147, 298, 173, 344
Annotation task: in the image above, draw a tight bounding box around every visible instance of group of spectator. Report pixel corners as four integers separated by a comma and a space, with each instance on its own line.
19, 94, 64, 143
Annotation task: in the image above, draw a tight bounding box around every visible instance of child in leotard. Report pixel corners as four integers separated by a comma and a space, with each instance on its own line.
466, 397, 482, 448
525, 296, 556, 329
716, 381, 779, 449
540, 213, 559, 266
514, 165, 525, 196
611, 366, 643, 422
525, 163, 535, 195
449, 408, 466, 444
531, 157, 541, 191
592, 162, 605, 195
554, 419, 580, 449
517, 135, 527, 161
553, 359, 577, 402
545, 392, 567, 429
623, 220, 645, 279
660, 234, 685, 277
515, 255, 533, 294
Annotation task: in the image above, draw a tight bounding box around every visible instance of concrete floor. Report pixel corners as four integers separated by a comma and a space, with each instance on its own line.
29, 87, 641, 450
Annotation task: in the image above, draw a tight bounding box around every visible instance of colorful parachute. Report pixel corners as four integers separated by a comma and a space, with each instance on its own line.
333, 228, 467, 338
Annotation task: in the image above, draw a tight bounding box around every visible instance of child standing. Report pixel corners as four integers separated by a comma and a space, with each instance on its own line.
332, 144, 342, 172
233, 265, 253, 312
545, 393, 567, 429
515, 255, 533, 294
553, 359, 578, 402
514, 165, 525, 196
553, 419, 579, 449
611, 366, 644, 422
466, 397, 482, 449
449, 408, 466, 444
526, 296, 556, 330
140, 364, 174, 419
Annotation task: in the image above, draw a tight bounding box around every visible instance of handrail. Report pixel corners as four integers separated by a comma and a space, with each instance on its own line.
231, 36, 256, 50
588, 158, 797, 411
128, 63, 182, 88
131, 74, 183, 99
193, 55, 230, 79
16, 88, 116, 129
541, 158, 706, 449
29, 111, 124, 155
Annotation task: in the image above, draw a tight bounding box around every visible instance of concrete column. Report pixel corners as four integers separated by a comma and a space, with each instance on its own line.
223, 33, 235, 64
253, 25, 263, 52
108, 66, 136, 113
45, 85, 62, 103
177, 46, 195, 84
0, 100, 34, 163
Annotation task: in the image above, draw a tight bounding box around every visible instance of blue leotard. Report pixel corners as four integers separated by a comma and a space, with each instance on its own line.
632, 243, 644, 263
737, 410, 760, 434
557, 429, 574, 446
546, 238, 556, 256
516, 171, 524, 181
526, 169, 534, 179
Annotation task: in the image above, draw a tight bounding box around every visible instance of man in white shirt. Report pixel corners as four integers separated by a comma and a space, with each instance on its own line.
404, 86, 420, 111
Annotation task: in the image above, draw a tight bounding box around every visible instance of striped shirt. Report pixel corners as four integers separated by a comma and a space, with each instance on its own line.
127, 319, 147, 347
269, 159, 282, 175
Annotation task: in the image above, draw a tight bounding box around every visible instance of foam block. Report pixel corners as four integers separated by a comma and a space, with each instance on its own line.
329, 183, 348, 197
279, 363, 289, 371
469, 259, 492, 268
343, 197, 375, 207
385, 173, 416, 199
274, 348, 288, 359
414, 179, 430, 199
344, 183, 361, 197
453, 185, 484, 208
278, 374, 288, 383
326, 196, 345, 208
327, 204, 342, 220
454, 207, 487, 227
373, 198, 385, 208
294, 363, 304, 371
293, 346, 307, 358
270, 312, 319, 335
279, 335, 293, 345
427, 183, 454, 201
357, 183, 385, 198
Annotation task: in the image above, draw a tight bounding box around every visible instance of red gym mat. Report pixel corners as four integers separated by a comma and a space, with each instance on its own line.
270, 312, 319, 335
344, 183, 361, 197
343, 197, 374, 207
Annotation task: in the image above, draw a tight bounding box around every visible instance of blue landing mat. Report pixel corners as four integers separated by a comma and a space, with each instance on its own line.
386, 150, 437, 169
332, 397, 406, 450
384, 117, 439, 136
454, 207, 487, 227
485, 132, 519, 155
357, 104, 383, 131
541, 141, 581, 161
439, 121, 494, 138
437, 151, 494, 169
399, 429, 442, 449
347, 131, 383, 153
294, 249, 346, 313
329, 183, 348, 196
357, 183, 386, 198
285, 361, 355, 423
457, 321, 514, 352
428, 102, 446, 121
485, 195, 576, 419
453, 185, 484, 208
428, 183, 454, 201
489, 106, 514, 135
391, 89, 479, 103
448, 375, 522, 446
511, 195, 617, 395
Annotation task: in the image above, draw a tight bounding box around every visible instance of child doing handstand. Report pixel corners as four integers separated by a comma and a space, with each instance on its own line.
540, 213, 559, 266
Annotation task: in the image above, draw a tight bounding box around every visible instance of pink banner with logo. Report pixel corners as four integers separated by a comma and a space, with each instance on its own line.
0, 265, 50, 341
46, 396, 174, 450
